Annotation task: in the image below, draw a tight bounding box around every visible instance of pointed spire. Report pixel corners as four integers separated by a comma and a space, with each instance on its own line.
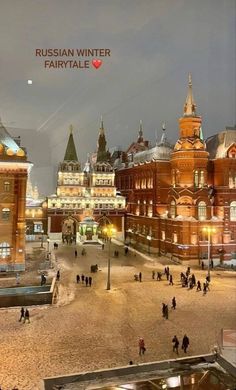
64, 124, 78, 161
138, 120, 144, 142
183, 73, 197, 117
97, 117, 110, 162
100, 115, 104, 131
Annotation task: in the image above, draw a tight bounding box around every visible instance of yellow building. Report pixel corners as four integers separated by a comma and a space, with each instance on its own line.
0, 120, 31, 271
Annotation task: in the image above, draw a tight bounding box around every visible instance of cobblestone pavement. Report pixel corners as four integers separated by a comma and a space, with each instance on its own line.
0, 241, 235, 389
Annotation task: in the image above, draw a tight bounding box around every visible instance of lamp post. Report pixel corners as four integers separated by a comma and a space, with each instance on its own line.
203, 227, 215, 279
41, 229, 44, 248
103, 224, 117, 290
147, 235, 152, 255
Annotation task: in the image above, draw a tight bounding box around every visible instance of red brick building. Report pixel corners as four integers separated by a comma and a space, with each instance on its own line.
115, 76, 236, 265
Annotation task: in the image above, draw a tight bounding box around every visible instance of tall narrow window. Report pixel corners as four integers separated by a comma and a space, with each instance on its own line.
200, 171, 204, 187
170, 201, 176, 218
198, 201, 206, 221
194, 171, 199, 187
172, 170, 176, 186
4, 182, 10, 192
230, 201, 236, 221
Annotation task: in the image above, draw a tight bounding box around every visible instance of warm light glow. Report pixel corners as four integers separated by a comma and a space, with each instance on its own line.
103, 225, 117, 237
203, 227, 216, 233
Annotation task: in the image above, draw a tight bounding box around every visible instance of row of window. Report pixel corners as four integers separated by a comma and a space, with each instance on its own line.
170, 201, 236, 221
1, 208, 11, 220
1, 182, 11, 192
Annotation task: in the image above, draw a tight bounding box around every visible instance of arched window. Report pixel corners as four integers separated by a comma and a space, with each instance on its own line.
194, 170, 199, 187
170, 201, 176, 218
0, 242, 10, 258
2, 208, 10, 220
198, 201, 206, 221
230, 201, 236, 221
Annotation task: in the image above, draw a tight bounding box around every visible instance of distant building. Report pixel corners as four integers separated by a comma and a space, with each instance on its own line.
25, 174, 47, 240
47, 122, 126, 242
0, 119, 31, 271
116, 75, 236, 264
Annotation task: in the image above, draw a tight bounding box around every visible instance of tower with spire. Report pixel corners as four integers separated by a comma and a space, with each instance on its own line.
96, 116, 110, 163
168, 74, 210, 219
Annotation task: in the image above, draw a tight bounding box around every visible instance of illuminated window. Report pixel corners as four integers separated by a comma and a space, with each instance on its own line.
0, 242, 10, 258
194, 170, 199, 187
34, 222, 43, 233
2, 208, 10, 220
173, 233, 177, 243
170, 201, 176, 218
162, 231, 165, 240
200, 171, 204, 187
230, 201, 236, 221
198, 201, 206, 220
4, 182, 10, 192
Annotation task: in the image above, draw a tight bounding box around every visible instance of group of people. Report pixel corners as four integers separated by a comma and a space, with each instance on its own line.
180, 268, 196, 288
172, 334, 190, 354
134, 272, 142, 282
76, 274, 92, 286
19, 307, 30, 323
162, 297, 176, 319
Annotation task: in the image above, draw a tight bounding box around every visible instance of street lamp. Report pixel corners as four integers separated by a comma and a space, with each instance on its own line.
147, 235, 152, 255
41, 229, 44, 248
203, 227, 216, 279
103, 224, 117, 290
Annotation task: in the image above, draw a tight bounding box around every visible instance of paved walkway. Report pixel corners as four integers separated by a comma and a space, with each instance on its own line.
0, 241, 235, 389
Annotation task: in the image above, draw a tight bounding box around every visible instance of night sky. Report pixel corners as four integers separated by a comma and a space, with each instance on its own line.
0, 0, 235, 194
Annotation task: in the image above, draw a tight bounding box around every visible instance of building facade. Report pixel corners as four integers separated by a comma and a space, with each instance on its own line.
116, 76, 236, 264
0, 120, 30, 271
47, 122, 126, 242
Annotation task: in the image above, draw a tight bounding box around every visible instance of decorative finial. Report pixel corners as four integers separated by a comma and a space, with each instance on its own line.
162, 122, 166, 131
69, 124, 73, 134
100, 115, 104, 129
188, 73, 192, 86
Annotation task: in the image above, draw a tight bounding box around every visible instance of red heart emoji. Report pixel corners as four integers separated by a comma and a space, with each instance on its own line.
92, 59, 102, 69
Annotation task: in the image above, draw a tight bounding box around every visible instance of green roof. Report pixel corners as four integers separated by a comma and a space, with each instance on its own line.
64, 126, 78, 161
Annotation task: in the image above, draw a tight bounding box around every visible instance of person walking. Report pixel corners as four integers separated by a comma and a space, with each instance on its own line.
139, 272, 142, 282
138, 338, 146, 355
182, 334, 190, 353
169, 274, 173, 285
172, 297, 176, 310
157, 272, 162, 281
172, 335, 179, 354
201, 261, 204, 270
206, 280, 210, 291
162, 303, 166, 317
81, 274, 85, 284
19, 307, 25, 322
24, 309, 30, 323
203, 282, 207, 295
89, 276, 92, 287
76, 274, 80, 283
85, 276, 89, 287
56, 270, 60, 281
152, 270, 155, 279
164, 304, 169, 319
75, 250, 77, 258
196, 280, 201, 291
192, 274, 196, 286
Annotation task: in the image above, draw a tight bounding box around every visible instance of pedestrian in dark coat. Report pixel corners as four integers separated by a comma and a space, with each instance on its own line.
81, 274, 85, 283
139, 272, 142, 282
172, 335, 179, 354
196, 280, 201, 291
182, 334, 189, 353
89, 276, 92, 286
203, 282, 207, 294
157, 272, 162, 281
76, 274, 80, 283
192, 274, 196, 286
75, 250, 77, 258
85, 276, 88, 286
165, 304, 169, 319
152, 270, 155, 279
138, 338, 146, 355
169, 274, 173, 285
56, 270, 60, 281
162, 303, 166, 317
24, 309, 30, 323
211, 259, 214, 268
172, 297, 176, 309
201, 261, 204, 270
19, 307, 25, 322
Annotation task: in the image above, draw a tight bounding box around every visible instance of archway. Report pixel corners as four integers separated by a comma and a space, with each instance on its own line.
62, 216, 77, 244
